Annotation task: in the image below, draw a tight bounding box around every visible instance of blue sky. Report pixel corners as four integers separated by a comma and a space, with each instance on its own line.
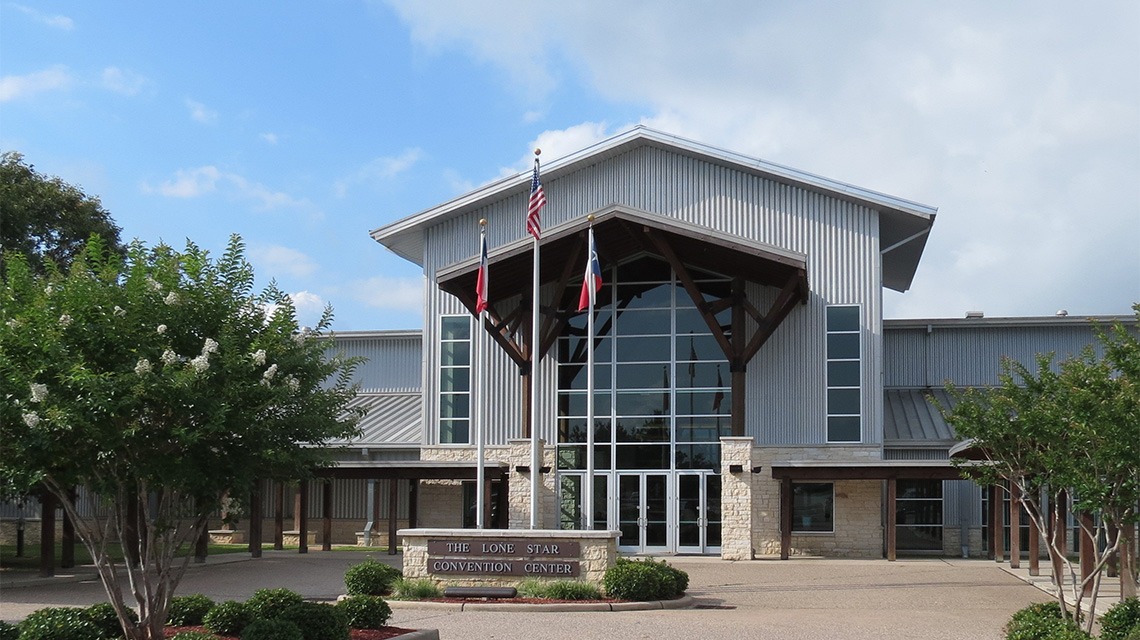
3, 1, 1137, 330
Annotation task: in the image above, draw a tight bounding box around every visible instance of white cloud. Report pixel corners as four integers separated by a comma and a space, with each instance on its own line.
341, 275, 423, 313
289, 291, 326, 321
186, 98, 218, 124
0, 65, 71, 102
334, 148, 424, 197
251, 245, 318, 279
260, 132, 279, 144
142, 166, 307, 211
385, 0, 1140, 318
10, 4, 74, 30
101, 67, 149, 96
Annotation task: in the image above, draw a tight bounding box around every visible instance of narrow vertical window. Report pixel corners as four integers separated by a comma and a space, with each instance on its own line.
439, 315, 471, 444
826, 305, 860, 443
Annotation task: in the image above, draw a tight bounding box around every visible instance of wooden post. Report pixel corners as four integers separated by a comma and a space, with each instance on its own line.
988, 485, 1004, 562
1079, 512, 1094, 596
387, 477, 399, 555
730, 278, 745, 437
886, 477, 897, 561
60, 488, 76, 569
322, 481, 333, 551
408, 479, 419, 529
39, 491, 56, 578
249, 479, 263, 558
1009, 483, 1021, 569
780, 477, 792, 560
1028, 514, 1041, 577
273, 481, 284, 551
297, 480, 308, 554
494, 478, 508, 529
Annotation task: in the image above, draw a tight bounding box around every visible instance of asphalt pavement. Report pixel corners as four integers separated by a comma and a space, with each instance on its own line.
1, 551, 1050, 639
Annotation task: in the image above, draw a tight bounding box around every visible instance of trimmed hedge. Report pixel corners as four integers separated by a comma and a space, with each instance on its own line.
167, 594, 216, 626
391, 577, 441, 600
16, 607, 102, 640
170, 633, 217, 640
280, 601, 350, 640
203, 600, 253, 636
336, 595, 392, 629
245, 587, 304, 621
603, 558, 682, 601
1004, 601, 1087, 640
0, 620, 18, 640
1101, 598, 1140, 640
517, 578, 602, 600
344, 558, 402, 596
241, 618, 304, 640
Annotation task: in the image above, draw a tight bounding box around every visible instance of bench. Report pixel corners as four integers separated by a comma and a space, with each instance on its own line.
442, 586, 518, 599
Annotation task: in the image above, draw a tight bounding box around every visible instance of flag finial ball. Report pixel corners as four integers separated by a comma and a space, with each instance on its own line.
534, 148, 541, 156
479, 218, 487, 226
587, 214, 595, 222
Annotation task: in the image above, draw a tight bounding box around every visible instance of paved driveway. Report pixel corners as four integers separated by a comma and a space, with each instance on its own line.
1, 552, 1048, 639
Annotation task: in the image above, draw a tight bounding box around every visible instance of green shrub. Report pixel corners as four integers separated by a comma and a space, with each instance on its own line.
344, 558, 402, 596
603, 560, 676, 601
245, 587, 304, 621
390, 577, 441, 600
280, 602, 349, 640
84, 601, 138, 639
17, 607, 102, 640
203, 600, 252, 636
336, 595, 392, 629
170, 632, 218, 640
1124, 625, 1140, 640
167, 594, 216, 626
0, 620, 18, 640
1101, 598, 1140, 640
1005, 601, 1084, 640
240, 618, 304, 640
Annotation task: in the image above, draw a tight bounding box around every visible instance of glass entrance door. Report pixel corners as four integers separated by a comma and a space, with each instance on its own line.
676, 472, 722, 554
617, 473, 669, 553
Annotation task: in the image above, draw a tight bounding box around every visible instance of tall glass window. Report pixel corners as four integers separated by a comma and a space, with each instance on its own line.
555, 257, 730, 472
825, 305, 861, 442
439, 315, 471, 444
896, 480, 943, 551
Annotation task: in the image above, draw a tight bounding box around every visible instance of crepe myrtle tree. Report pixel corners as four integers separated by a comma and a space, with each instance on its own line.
945, 306, 1139, 634
0, 234, 364, 640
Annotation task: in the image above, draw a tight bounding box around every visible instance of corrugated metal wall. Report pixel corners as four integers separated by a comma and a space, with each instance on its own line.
333, 333, 423, 393
884, 323, 1109, 388
421, 146, 886, 447
263, 479, 411, 520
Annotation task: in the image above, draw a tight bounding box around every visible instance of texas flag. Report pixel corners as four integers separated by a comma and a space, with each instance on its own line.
577, 227, 602, 312
475, 231, 489, 314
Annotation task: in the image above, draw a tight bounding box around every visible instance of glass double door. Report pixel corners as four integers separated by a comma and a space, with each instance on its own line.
560, 471, 722, 554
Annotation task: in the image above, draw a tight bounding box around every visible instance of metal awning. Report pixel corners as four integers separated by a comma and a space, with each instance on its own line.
314, 460, 509, 481
770, 460, 964, 480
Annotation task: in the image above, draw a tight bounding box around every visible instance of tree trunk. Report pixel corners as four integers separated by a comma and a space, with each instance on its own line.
1122, 522, 1138, 599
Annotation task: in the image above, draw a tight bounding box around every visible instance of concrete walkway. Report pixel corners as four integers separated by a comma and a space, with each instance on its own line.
1, 552, 1050, 639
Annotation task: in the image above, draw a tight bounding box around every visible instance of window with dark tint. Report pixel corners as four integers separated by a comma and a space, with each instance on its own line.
792, 482, 834, 532
826, 305, 860, 442
439, 315, 471, 444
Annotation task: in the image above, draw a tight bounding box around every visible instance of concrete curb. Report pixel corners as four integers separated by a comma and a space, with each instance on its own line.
388, 594, 693, 613
391, 630, 440, 640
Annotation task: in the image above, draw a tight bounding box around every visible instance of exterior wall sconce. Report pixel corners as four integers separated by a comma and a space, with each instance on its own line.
514, 465, 552, 474
728, 464, 744, 474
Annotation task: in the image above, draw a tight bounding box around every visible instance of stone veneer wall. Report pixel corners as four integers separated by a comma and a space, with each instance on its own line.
751, 445, 885, 558
719, 437, 754, 560
400, 528, 618, 587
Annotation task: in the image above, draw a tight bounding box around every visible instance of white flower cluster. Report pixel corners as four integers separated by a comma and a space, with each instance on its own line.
59, 314, 73, 327
285, 375, 300, 393
164, 292, 179, 306
157, 324, 167, 335
44, 285, 53, 295
146, 276, 162, 292
190, 354, 210, 373
113, 305, 126, 317
29, 383, 48, 403
293, 328, 310, 345
260, 363, 278, 387
22, 412, 40, 428
135, 359, 152, 376
202, 337, 219, 355
162, 349, 178, 365
251, 349, 266, 366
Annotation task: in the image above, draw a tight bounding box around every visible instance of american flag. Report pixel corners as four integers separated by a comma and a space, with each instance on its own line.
526, 159, 546, 240
475, 230, 488, 314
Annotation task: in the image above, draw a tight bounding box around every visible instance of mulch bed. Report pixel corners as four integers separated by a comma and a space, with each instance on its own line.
164, 626, 418, 639
414, 597, 623, 605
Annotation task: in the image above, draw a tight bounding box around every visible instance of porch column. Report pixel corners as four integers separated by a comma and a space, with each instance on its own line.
730, 278, 745, 437
297, 480, 309, 554
780, 476, 792, 560
988, 485, 1004, 562
1079, 512, 1094, 596
1028, 515, 1041, 576
408, 479, 419, 529
886, 477, 897, 562
321, 481, 333, 551
39, 491, 55, 578
248, 479, 263, 558
1008, 483, 1020, 569
273, 481, 284, 551
388, 477, 399, 555
60, 488, 76, 569
719, 437, 753, 560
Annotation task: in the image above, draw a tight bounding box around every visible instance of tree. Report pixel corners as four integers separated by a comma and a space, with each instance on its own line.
945, 307, 1140, 634
0, 235, 363, 640
0, 151, 125, 275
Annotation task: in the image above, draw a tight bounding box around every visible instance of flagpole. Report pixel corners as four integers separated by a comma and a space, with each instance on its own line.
584, 218, 596, 530
529, 150, 542, 530
475, 220, 487, 529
